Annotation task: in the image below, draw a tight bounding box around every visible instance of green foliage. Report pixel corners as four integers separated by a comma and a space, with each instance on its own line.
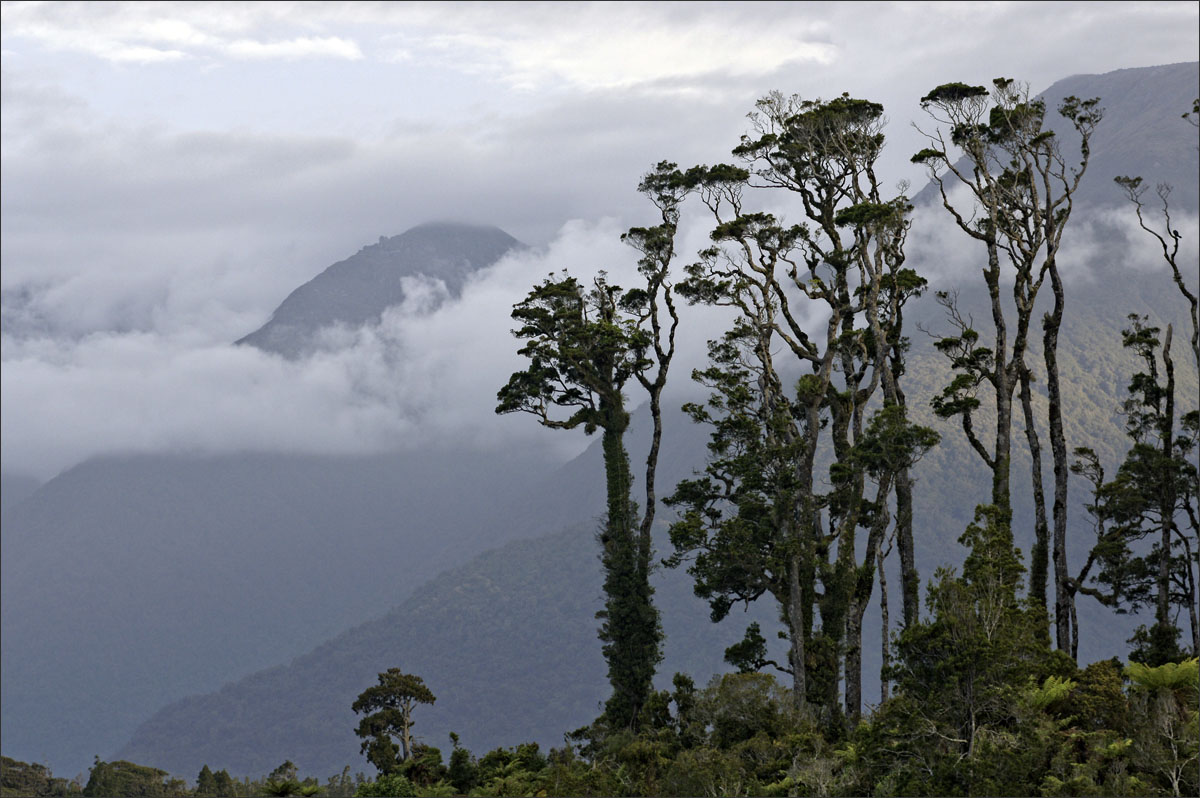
82, 758, 186, 797
920, 82, 989, 106
352, 670, 436, 774
1, 756, 81, 797
1125, 657, 1199, 693
354, 774, 415, 797
1026, 674, 1077, 712
195, 765, 217, 797
1075, 315, 1198, 665
496, 162, 693, 731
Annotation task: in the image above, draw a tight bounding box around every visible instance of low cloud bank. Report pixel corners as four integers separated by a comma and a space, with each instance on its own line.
4, 200, 1192, 481
0, 218, 730, 479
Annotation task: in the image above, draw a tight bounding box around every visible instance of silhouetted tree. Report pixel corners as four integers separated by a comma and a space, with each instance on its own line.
668, 92, 933, 722
497, 163, 688, 731
352, 669, 436, 773
914, 78, 1101, 655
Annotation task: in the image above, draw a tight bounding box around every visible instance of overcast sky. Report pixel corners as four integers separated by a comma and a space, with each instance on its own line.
2, 1, 1198, 479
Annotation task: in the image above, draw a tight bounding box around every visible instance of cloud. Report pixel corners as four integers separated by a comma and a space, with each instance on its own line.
0, 2, 365, 64
905, 182, 1200, 292
0, 219, 672, 478
225, 36, 363, 61
1, 2, 835, 89
2, 0, 1196, 480
395, 6, 835, 93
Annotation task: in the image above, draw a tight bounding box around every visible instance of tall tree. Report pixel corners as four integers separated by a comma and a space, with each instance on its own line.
914, 78, 1101, 654
668, 93, 933, 722
1073, 317, 1199, 663
496, 164, 686, 730
352, 669, 436, 772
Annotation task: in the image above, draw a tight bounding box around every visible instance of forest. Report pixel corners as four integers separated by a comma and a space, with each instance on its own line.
2, 80, 1198, 798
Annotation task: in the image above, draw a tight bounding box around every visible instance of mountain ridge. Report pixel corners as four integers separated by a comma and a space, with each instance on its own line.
236, 221, 524, 358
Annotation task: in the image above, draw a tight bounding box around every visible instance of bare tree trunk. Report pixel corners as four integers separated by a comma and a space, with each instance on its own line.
639, 388, 662, 573
1182, 534, 1199, 657
896, 466, 918, 628
788, 554, 808, 714
987, 250, 1015, 519
400, 704, 413, 762
1156, 327, 1177, 648
1043, 268, 1073, 655
1019, 368, 1052, 639
845, 476, 892, 721
879, 535, 892, 703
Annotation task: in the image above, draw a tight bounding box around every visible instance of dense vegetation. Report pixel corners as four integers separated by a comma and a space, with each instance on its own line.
3, 79, 1197, 797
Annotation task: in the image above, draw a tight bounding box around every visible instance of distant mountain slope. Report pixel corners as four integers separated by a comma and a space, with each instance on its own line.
115, 522, 776, 778
0, 446, 556, 777
237, 222, 523, 357
108, 62, 1200, 781
112, 245, 1196, 779
914, 61, 1199, 209
4, 62, 1196, 782
0, 472, 40, 517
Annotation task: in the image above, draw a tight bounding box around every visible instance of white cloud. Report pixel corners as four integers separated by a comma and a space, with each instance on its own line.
404, 9, 836, 92
0, 1, 365, 63
225, 36, 363, 61
1, 1, 831, 88
0, 219, 626, 478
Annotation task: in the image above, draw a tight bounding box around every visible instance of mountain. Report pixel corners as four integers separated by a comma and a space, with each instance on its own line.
0, 445, 574, 777
3, 63, 1196, 781
0, 473, 40, 517
914, 61, 1199, 209
114, 521, 778, 778
236, 222, 523, 358
107, 62, 1199, 780
111, 237, 1196, 778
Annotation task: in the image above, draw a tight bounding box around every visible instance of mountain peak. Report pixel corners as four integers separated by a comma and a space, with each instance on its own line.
237, 222, 524, 358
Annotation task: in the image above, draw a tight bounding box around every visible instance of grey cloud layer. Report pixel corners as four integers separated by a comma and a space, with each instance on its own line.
2, 1, 1197, 478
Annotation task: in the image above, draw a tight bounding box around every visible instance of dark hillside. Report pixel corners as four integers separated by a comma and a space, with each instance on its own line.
116, 522, 776, 777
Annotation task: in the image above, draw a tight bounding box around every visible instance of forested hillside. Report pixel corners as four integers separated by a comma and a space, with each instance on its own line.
97, 63, 1200, 795
2, 60, 1197, 798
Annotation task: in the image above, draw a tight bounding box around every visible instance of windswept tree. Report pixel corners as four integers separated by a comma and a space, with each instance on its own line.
667, 92, 935, 722
1073, 316, 1199, 663
913, 78, 1102, 655
352, 669, 436, 773
1110, 96, 1199, 445
496, 163, 687, 731
1114, 174, 1199, 375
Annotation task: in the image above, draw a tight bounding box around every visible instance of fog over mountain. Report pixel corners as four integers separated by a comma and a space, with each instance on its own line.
236, 222, 523, 357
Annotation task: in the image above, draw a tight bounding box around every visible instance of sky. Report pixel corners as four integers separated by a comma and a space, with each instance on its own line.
2, 0, 1198, 480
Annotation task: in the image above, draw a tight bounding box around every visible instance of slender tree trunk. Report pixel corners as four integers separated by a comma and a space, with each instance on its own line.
844, 475, 892, 722
895, 466, 918, 628
1155, 327, 1176, 655
599, 403, 657, 728
400, 705, 413, 762
844, 612, 863, 723
1043, 268, 1072, 656
1070, 593, 1080, 662
1019, 368, 1052, 640
1182, 534, 1199, 657
639, 388, 662, 574
885, 335, 919, 629
994, 382, 1013, 514
879, 539, 891, 703
987, 248, 1014, 518
788, 554, 808, 714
